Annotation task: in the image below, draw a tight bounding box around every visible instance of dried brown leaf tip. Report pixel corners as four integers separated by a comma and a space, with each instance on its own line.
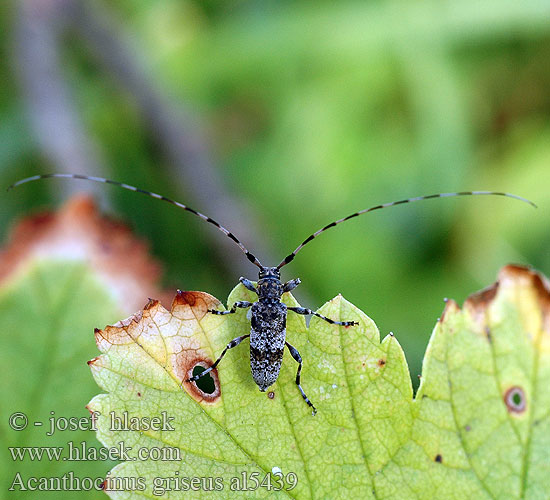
92, 290, 223, 404
0, 195, 172, 314
463, 264, 550, 337
438, 265, 550, 335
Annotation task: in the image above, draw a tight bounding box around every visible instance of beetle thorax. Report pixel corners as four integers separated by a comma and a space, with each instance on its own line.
257, 267, 283, 300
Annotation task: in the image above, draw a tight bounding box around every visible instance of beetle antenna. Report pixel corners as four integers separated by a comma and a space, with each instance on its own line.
277, 190, 536, 268
8, 173, 264, 268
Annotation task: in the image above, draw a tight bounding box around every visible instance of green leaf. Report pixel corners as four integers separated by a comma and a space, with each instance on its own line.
1, 261, 123, 498
1, 195, 171, 498
88, 265, 549, 499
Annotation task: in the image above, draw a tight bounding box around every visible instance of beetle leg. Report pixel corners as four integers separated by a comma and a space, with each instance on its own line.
286, 341, 317, 416
288, 306, 357, 326
186, 334, 250, 383
209, 301, 253, 315
239, 277, 258, 293
283, 278, 301, 293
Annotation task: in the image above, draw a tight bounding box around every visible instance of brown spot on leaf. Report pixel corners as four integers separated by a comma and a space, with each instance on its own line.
180, 357, 221, 403
268, 391, 275, 400
87, 356, 100, 366
144, 298, 158, 311
504, 386, 526, 413
177, 290, 197, 306
137, 392, 141, 397
89, 287, 227, 410
435, 454, 443, 463
171, 290, 221, 321
378, 359, 386, 366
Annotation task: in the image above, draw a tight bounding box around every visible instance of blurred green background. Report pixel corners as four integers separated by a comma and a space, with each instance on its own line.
2, 0, 550, 386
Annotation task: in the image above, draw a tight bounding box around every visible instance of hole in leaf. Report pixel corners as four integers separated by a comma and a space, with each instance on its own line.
192, 365, 216, 394
504, 386, 526, 413
268, 391, 275, 400
180, 356, 220, 402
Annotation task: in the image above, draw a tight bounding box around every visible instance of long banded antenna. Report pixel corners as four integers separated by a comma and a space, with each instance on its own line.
8, 173, 264, 268
278, 191, 536, 269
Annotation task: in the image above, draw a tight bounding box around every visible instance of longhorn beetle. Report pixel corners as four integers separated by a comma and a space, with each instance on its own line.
8, 174, 536, 414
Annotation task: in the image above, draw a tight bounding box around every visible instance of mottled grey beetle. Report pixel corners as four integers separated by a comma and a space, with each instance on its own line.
9, 174, 535, 414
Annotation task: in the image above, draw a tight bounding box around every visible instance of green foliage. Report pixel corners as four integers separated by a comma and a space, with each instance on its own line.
89, 266, 549, 499
3, 0, 549, 387
0, 262, 123, 499
2, 2, 549, 497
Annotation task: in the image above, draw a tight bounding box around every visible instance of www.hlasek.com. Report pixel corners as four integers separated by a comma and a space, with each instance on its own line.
7, 410, 298, 494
